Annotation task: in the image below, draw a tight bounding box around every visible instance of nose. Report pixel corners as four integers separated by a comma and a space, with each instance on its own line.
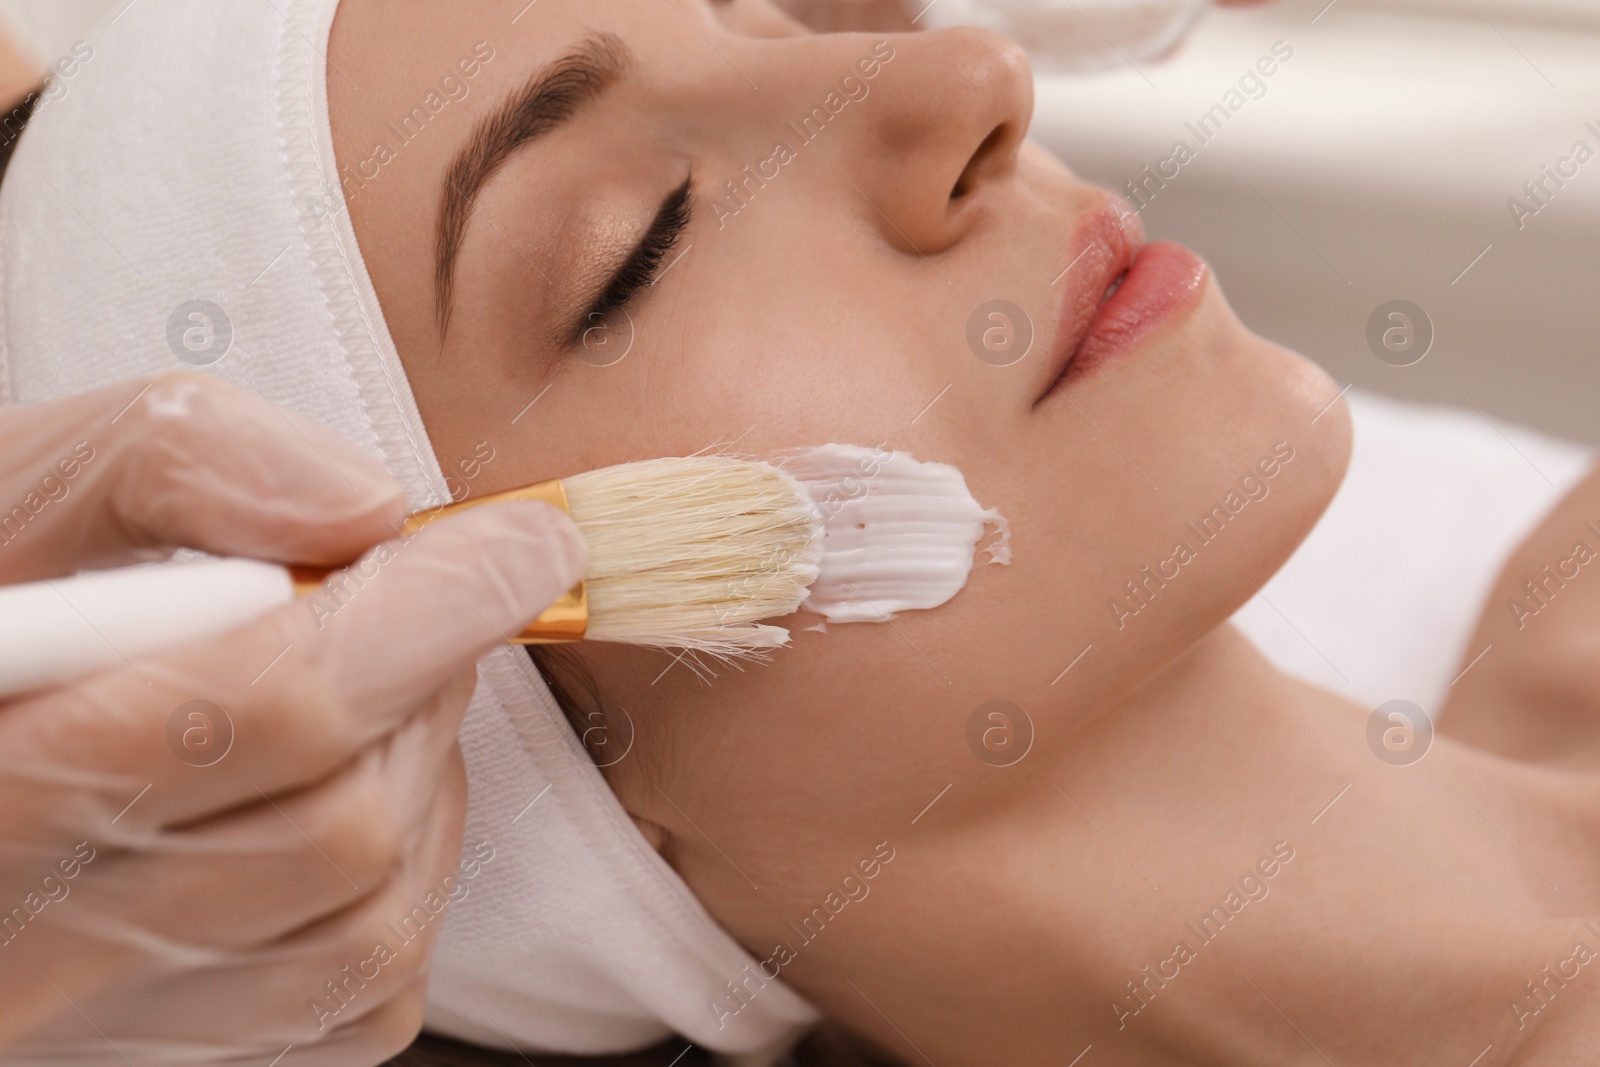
841, 28, 1033, 255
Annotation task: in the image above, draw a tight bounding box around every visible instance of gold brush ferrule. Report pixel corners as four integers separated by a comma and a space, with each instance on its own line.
288, 479, 588, 644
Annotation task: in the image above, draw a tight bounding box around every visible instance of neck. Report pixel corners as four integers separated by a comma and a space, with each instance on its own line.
814, 626, 1600, 1066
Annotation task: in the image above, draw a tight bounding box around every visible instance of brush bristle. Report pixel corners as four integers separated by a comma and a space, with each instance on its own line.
563, 456, 821, 657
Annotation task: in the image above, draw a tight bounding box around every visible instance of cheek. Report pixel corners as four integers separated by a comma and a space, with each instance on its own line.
676, 321, 916, 446
643, 233, 945, 453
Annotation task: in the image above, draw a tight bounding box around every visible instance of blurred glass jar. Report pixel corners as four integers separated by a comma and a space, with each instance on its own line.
919, 0, 1214, 73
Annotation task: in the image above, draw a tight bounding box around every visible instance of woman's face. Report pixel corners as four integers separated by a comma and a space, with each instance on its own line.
330, 0, 1349, 975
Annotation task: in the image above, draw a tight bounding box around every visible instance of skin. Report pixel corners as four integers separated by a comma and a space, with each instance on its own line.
329, 2, 1600, 1063
0, 26, 38, 106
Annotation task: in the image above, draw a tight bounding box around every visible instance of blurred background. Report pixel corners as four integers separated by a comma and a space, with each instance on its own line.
7, 0, 1595, 442
1030, 0, 1600, 445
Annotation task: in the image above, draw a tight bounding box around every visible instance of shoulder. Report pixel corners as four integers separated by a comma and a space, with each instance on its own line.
1439, 463, 1600, 765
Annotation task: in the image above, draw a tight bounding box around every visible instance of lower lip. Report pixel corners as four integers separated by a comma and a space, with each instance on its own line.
1057, 241, 1209, 387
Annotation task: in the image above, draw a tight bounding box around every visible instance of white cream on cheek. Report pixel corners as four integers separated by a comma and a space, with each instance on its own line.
781, 444, 1010, 624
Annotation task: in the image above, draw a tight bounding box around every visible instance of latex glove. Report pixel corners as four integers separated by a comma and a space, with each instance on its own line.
0, 372, 585, 1065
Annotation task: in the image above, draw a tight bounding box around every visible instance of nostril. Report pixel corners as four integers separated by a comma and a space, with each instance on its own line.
951, 122, 1011, 200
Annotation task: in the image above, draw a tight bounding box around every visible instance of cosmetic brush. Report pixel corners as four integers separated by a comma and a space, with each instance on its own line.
0, 455, 823, 699
0, 446, 1010, 700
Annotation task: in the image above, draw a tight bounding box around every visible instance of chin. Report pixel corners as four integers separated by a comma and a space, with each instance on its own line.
1195, 276, 1353, 496
1117, 289, 1354, 633
1220, 325, 1355, 597
1256, 325, 1353, 499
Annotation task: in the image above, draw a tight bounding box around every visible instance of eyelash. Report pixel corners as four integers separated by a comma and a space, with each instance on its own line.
573, 176, 693, 344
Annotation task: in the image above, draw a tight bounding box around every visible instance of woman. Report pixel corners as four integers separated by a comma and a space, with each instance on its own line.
3, 0, 1596, 1064
326, 0, 1600, 1063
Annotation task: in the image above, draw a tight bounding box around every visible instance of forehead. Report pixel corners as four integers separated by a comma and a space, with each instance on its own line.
332, 0, 686, 99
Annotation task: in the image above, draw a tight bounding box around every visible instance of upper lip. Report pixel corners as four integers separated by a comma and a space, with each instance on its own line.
1037, 196, 1145, 402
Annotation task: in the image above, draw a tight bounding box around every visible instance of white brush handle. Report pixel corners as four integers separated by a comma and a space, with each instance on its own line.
0, 559, 295, 698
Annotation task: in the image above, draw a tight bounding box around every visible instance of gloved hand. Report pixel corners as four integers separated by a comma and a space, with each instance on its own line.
0, 372, 585, 1065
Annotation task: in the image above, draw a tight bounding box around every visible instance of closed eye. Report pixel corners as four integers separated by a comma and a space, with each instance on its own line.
568, 175, 694, 346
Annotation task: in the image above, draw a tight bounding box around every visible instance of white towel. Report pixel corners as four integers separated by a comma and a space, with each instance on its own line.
1233, 388, 1593, 712
0, 0, 817, 1057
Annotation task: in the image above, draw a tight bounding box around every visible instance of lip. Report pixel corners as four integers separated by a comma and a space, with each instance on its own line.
1037, 200, 1210, 403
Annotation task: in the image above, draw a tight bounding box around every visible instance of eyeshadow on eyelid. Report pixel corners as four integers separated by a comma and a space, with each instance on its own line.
570, 213, 645, 294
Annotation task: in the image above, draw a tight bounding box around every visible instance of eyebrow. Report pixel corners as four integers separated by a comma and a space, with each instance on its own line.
434, 32, 631, 334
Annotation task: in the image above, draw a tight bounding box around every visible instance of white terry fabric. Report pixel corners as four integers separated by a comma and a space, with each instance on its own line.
1233, 388, 1594, 713
0, 0, 817, 1057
